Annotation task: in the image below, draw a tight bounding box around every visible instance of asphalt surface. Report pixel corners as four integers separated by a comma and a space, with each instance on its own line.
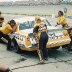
0, 15, 72, 72
0, 43, 72, 72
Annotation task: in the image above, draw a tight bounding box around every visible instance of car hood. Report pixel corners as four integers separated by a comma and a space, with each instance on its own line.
20, 28, 33, 35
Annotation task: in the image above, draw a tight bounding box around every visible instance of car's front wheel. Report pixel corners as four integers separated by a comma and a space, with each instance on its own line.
50, 46, 60, 50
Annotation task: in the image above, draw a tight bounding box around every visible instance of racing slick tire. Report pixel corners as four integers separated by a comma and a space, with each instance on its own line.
62, 44, 72, 51
51, 46, 60, 50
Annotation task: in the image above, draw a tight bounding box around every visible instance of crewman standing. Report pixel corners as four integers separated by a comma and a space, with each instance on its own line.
33, 17, 48, 63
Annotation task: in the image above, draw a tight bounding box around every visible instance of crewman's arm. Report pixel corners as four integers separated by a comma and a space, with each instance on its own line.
11, 25, 18, 32
7, 24, 17, 33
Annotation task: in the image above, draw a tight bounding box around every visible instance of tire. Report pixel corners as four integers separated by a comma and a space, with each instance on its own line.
52, 46, 60, 50
50, 46, 60, 50
11, 38, 21, 53
62, 44, 68, 49
62, 44, 72, 51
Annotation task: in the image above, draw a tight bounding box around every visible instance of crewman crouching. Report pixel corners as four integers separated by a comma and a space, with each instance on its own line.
0, 19, 17, 50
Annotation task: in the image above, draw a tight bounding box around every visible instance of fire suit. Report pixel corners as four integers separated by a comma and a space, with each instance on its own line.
33, 24, 48, 63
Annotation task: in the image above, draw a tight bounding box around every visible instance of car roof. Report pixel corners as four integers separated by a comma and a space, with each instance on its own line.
14, 16, 46, 23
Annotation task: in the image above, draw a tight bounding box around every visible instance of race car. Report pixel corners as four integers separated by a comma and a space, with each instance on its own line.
7, 16, 71, 53
0, 16, 71, 53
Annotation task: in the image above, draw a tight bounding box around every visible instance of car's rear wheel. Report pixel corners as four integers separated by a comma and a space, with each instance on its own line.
11, 38, 21, 53
50, 46, 60, 50
62, 44, 72, 51
54, 46, 60, 49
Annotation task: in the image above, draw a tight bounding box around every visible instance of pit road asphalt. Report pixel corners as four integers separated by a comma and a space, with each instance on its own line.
0, 14, 72, 72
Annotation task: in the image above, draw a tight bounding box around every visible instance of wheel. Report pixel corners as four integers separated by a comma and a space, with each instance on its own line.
62, 44, 68, 49
11, 38, 21, 53
51, 46, 60, 50
62, 44, 72, 51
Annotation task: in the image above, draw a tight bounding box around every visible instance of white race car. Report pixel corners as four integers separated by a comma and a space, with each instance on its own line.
3, 16, 71, 52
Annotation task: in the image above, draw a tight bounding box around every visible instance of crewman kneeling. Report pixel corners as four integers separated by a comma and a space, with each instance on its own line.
33, 17, 48, 63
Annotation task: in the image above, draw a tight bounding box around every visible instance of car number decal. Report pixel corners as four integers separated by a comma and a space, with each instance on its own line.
48, 32, 64, 40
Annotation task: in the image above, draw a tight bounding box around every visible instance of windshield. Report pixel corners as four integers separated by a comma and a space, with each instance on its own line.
19, 21, 35, 30
19, 19, 50, 30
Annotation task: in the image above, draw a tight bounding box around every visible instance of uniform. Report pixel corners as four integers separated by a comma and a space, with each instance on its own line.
57, 16, 68, 28
0, 20, 17, 50
0, 24, 12, 50
33, 24, 48, 63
